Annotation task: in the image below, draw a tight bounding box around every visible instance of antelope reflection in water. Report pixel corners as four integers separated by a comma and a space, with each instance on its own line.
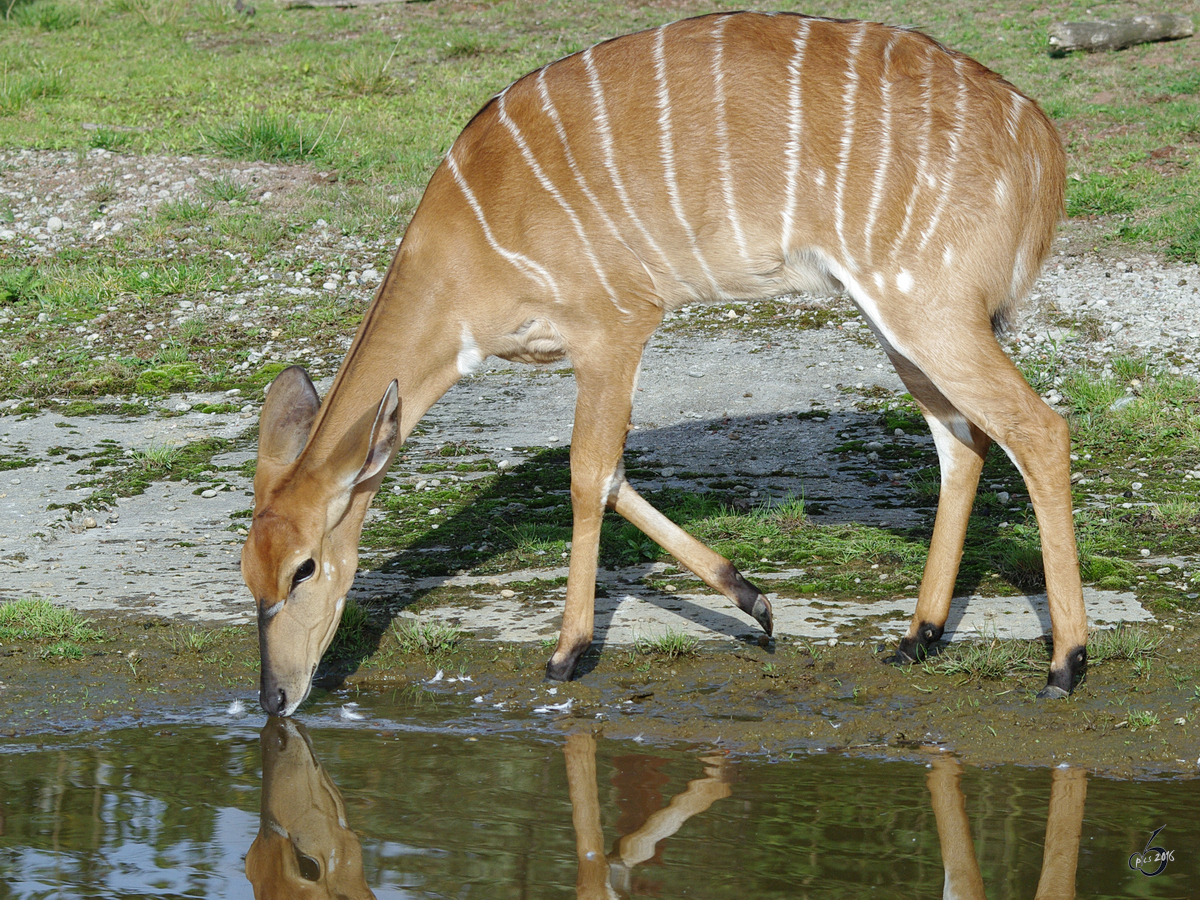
564, 732, 734, 897
928, 755, 1086, 900
242, 724, 1086, 897
245, 718, 375, 900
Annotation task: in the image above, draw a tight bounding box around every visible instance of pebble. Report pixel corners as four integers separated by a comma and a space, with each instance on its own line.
201, 489, 218, 498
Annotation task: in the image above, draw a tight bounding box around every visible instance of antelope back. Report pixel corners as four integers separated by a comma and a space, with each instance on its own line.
427, 12, 1063, 327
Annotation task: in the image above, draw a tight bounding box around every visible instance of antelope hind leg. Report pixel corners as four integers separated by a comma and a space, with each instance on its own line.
893, 334, 1089, 696
885, 354, 991, 666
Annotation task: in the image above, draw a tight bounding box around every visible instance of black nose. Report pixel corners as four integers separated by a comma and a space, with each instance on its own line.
261, 685, 287, 716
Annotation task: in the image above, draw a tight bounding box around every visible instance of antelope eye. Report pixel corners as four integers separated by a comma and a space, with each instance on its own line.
291, 558, 317, 589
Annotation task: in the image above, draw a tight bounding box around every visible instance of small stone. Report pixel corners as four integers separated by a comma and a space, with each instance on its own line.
47, 216, 64, 233
201, 489, 218, 498
500, 589, 516, 598
83, 517, 97, 529
1139, 549, 1151, 557
997, 491, 1011, 504
1155, 566, 1172, 575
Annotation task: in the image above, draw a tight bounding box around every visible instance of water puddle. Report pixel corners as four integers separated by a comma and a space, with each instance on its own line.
1, 695, 1196, 897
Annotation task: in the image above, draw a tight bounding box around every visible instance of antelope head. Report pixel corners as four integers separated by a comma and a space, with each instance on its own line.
242, 366, 399, 717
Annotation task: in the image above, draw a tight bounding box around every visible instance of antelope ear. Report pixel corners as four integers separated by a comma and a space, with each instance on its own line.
352, 380, 400, 487
258, 366, 320, 469
327, 380, 400, 493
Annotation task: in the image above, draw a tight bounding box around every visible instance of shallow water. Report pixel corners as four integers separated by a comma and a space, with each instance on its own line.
1, 695, 1196, 898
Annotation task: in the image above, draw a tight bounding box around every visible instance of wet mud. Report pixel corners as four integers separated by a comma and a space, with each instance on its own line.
2, 611, 1198, 779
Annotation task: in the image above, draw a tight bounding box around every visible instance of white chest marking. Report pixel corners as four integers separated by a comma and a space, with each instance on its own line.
457, 325, 485, 376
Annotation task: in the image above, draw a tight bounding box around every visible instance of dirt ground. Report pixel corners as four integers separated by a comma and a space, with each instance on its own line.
2, 292, 1198, 777
2, 609, 1199, 779
1, 149, 1198, 775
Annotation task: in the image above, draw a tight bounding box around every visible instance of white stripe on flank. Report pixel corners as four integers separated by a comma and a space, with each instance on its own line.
711, 15, 748, 261
780, 17, 810, 252
445, 150, 563, 302
495, 89, 622, 305
654, 25, 718, 293
535, 69, 631, 315
583, 46, 683, 287
892, 44, 934, 252
916, 56, 969, 252
862, 32, 897, 264
832, 24, 867, 270
1004, 91, 1024, 144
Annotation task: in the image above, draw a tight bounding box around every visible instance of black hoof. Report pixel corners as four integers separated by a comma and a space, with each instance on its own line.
722, 565, 774, 636
1039, 645, 1087, 698
545, 658, 575, 682
750, 594, 774, 637
884, 646, 918, 667
1035, 684, 1070, 700
886, 622, 944, 666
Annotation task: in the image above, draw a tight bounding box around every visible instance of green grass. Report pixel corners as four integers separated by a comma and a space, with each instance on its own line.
168, 625, 220, 653
52, 435, 233, 511
392, 618, 462, 656
204, 112, 338, 163
198, 174, 249, 204
325, 598, 375, 661
1088, 623, 1162, 661
0, 0, 1193, 256
0, 598, 104, 644
922, 636, 1047, 681
634, 628, 700, 660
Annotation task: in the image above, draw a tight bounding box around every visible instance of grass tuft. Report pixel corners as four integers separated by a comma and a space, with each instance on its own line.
1089, 624, 1161, 662
204, 112, 337, 163
0, 66, 67, 114
634, 628, 700, 660
393, 618, 461, 657
0, 598, 104, 644
198, 174, 248, 204
923, 636, 1046, 681
169, 626, 218, 653
326, 598, 375, 660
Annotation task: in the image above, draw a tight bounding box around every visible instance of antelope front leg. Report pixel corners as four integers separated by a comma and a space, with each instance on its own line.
612, 483, 773, 635
546, 349, 645, 681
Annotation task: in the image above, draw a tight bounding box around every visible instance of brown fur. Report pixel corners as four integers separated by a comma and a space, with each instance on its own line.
243, 12, 1084, 715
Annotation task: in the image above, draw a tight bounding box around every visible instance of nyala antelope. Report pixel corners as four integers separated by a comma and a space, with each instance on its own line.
242, 12, 1088, 717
